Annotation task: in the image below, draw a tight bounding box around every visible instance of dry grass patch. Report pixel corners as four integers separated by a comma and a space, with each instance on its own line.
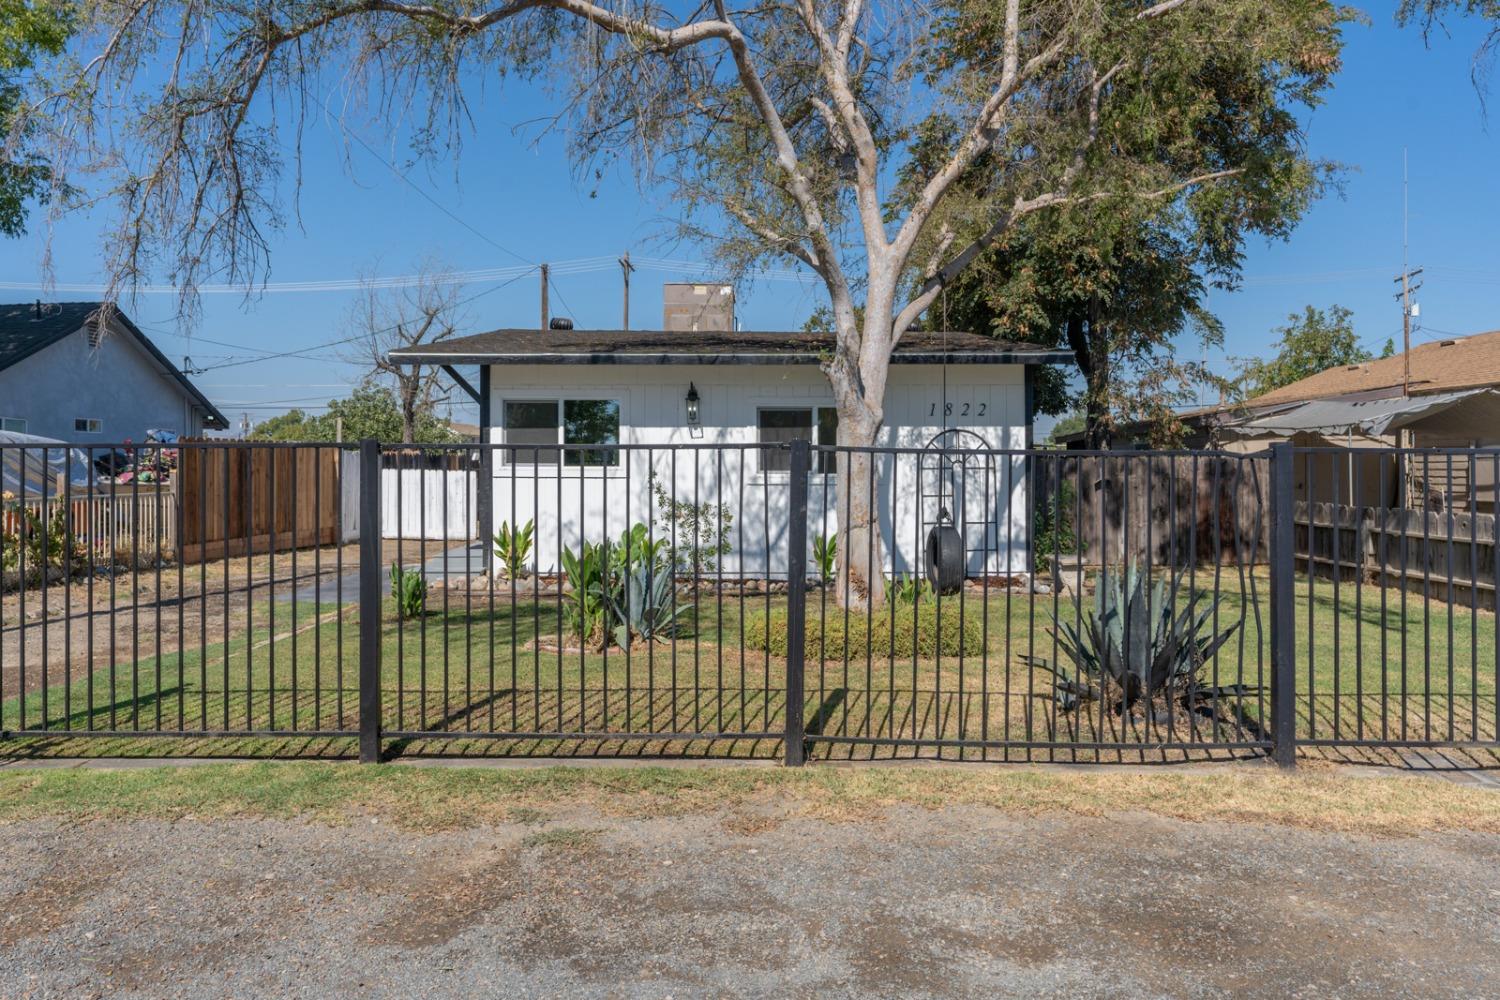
0, 761, 1497, 837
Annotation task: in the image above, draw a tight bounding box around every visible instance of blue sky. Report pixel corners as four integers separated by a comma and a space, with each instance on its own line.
1, 7, 1497, 432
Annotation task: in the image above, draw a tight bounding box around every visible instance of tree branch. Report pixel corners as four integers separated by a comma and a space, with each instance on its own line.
891, 169, 1243, 340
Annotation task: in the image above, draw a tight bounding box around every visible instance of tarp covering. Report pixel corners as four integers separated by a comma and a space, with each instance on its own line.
0, 431, 98, 496
1229, 389, 1500, 439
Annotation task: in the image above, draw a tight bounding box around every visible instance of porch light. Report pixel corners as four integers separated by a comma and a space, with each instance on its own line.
685, 383, 701, 428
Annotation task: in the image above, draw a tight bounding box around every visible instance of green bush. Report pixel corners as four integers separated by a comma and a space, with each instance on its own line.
744, 602, 984, 659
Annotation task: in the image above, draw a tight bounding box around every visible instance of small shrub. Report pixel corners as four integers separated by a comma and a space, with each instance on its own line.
390, 563, 427, 619
1034, 477, 1081, 574
883, 573, 933, 605
744, 602, 983, 659
650, 471, 733, 574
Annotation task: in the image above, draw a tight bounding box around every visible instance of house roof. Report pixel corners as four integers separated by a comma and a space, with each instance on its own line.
1244, 328, 1500, 408
0, 301, 229, 429
388, 328, 1076, 367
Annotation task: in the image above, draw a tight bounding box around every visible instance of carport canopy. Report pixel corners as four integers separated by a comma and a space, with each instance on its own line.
1229, 388, 1500, 439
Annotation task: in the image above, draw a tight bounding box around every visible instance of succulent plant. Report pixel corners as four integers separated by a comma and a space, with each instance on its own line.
601, 560, 694, 651
1023, 563, 1249, 715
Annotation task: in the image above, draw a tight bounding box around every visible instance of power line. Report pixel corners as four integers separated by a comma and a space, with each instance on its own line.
198, 269, 533, 376
308, 91, 534, 268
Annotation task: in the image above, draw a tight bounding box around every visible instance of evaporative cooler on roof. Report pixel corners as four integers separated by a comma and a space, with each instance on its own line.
662, 283, 734, 332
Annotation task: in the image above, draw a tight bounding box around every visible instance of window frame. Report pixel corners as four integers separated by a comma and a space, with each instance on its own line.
0, 416, 27, 433
754, 402, 839, 477
499, 395, 624, 472
74, 417, 104, 434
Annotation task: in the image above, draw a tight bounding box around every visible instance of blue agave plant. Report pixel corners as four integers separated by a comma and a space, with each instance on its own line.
1023, 563, 1249, 714
601, 559, 694, 650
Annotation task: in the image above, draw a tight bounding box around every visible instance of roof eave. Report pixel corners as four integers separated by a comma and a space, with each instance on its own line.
389, 349, 1076, 366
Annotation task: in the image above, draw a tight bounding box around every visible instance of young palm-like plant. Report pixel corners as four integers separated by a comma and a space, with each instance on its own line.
492, 518, 534, 579
1022, 563, 1248, 717
389, 563, 427, 619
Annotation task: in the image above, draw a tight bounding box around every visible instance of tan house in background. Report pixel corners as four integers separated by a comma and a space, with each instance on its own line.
1065, 328, 1500, 512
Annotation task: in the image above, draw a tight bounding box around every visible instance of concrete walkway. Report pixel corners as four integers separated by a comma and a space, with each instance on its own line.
276, 541, 487, 605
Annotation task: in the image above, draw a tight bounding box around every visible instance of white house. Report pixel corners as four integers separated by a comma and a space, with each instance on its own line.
390, 328, 1071, 579
0, 302, 228, 441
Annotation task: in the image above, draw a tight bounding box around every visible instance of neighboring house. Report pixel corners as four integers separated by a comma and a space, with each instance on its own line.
0, 302, 228, 441
391, 327, 1071, 577
1065, 328, 1500, 512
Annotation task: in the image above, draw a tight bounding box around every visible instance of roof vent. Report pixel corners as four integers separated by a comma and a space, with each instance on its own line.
549, 317, 574, 330
1439, 338, 1457, 347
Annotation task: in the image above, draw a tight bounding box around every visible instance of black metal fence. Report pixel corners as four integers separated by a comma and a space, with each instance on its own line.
1, 438, 1496, 763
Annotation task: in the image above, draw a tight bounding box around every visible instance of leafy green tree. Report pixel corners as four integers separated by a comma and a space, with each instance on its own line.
1236, 305, 1370, 400
1047, 410, 1086, 448
248, 384, 455, 443
39, 0, 1347, 609
0, 1, 71, 236
920, 211, 1231, 447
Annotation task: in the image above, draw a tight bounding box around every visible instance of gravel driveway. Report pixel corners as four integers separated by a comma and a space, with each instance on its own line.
4, 799, 1499, 998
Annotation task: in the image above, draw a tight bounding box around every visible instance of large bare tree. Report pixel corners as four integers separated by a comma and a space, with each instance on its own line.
30, 0, 1344, 607
344, 262, 464, 444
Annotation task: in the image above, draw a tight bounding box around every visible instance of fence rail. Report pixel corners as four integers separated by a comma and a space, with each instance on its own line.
2, 439, 1496, 763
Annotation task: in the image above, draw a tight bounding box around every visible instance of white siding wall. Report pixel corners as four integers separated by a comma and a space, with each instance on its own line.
486, 363, 1031, 577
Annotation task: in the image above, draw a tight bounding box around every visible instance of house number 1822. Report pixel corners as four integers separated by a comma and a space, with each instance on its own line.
929, 402, 986, 417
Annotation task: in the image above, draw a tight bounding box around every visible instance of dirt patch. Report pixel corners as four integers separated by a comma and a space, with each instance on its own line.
2, 807, 1498, 998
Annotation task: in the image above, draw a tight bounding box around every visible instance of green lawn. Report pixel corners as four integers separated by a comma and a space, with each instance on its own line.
2, 569, 1495, 758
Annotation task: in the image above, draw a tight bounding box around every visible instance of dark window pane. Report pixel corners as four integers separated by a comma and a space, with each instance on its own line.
563, 399, 620, 467
504, 400, 558, 464
758, 408, 811, 473
816, 407, 839, 474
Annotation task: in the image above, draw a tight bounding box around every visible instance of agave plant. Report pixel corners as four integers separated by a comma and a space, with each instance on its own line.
1022, 563, 1248, 716
601, 559, 694, 650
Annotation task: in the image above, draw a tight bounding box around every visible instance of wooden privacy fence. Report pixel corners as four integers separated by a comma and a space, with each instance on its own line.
178, 444, 343, 562
1040, 452, 1270, 568
1296, 500, 1499, 612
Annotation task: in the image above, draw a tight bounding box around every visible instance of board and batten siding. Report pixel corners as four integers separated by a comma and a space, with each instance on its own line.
486, 363, 1031, 578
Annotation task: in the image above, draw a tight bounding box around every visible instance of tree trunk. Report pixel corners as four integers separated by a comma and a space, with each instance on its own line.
1065, 314, 1111, 450
400, 380, 417, 445
834, 403, 886, 611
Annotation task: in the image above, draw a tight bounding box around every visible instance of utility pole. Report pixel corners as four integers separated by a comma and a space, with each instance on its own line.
1393, 150, 1422, 398
1395, 265, 1423, 397
539, 263, 550, 330
620, 251, 634, 331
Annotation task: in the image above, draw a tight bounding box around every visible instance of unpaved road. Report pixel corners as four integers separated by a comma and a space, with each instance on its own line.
4, 802, 1498, 998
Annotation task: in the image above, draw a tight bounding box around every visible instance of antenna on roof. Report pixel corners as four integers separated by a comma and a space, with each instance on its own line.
1393, 148, 1423, 399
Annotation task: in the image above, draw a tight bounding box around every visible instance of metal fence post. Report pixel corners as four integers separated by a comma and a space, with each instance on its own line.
358, 439, 383, 763
476, 365, 492, 572
783, 439, 810, 767
1269, 442, 1297, 769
